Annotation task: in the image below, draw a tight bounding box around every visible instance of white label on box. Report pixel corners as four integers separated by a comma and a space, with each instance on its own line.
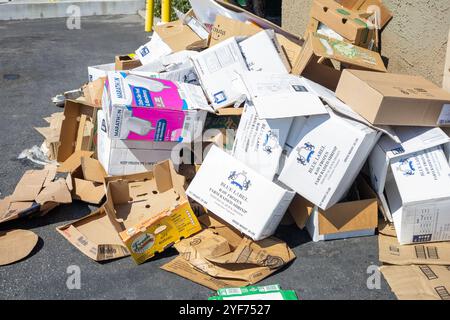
232, 103, 293, 180
192, 37, 248, 109
438, 104, 450, 126
186, 146, 294, 240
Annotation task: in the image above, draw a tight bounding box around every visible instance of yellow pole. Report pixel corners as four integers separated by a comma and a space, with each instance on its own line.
162, 0, 171, 23
145, 0, 154, 32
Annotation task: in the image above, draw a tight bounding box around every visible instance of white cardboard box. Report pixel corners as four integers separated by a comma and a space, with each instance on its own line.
88, 63, 115, 82
368, 126, 450, 244
239, 30, 289, 73
135, 33, 173, 66
186, 145, 295, 240
232, 103, 293, 180
279, 108, 381, 210
192, 37, 249, 109
97, 109, 179, 176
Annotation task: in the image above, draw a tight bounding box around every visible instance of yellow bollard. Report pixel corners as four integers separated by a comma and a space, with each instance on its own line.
161, 0, 171, 23
145, 0, 154, 32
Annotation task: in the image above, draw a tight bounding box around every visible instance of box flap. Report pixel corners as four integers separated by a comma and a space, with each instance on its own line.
81, 157, 107, 183
73, 178, 105, 205
58, 150, 94, 173
35, 178, 72, 205
288, 196, 314, 230
11, 170, 49, 202
154, 20, 202, 52
310, 33, 386, 72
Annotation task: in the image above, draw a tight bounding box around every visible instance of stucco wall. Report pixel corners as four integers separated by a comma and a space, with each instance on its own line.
282, 0, 450, 85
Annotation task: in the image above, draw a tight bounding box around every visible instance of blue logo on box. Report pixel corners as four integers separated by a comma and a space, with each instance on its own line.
228, 171, 251, 191
213, 91, 227, 104
296, 142, 315, 166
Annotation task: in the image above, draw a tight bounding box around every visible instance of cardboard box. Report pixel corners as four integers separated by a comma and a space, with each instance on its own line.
88, 63, 115, 82
192, 37, 249, 109
104, 160, 202, 264
161, 214, 296, 290
238, 30, 289, 73
337, 0, 393, 29
57, 99, 99, 163
82, 77, 105, 108
102, 72, 209, 142
186, 145, 295, 240
292, 32, 386, 90
97, 109, 178, 176
57, 207, 130, 261
380, 265, 450, 300
35, 112, 64, 161
279, 108, 381, 211
368, 126, 450, 244
289, 176, 378, 241
232, 103, 293, 180
115, 54, 142, 71
58, 151, 106, 205
310, 0, 373, 45
336, 69, 450, 127
135, 32, 174, 66
154, 20, 203, 52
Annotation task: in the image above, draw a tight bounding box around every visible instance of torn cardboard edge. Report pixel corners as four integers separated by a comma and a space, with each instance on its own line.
0, 229, 39, 266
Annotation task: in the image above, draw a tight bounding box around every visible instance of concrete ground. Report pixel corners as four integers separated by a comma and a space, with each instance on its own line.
0, 15, 395, 300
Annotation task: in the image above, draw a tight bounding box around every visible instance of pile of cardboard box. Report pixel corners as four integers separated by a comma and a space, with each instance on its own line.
1, 0, 450, 300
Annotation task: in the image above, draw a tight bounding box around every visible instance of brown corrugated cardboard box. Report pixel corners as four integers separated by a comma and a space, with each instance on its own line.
289, 176, 378, 241
153, 20, 203, 52
336, 0, 393, 29
115, 55, 142, 71
292, 32, 386, 90
336, 69, 450, 126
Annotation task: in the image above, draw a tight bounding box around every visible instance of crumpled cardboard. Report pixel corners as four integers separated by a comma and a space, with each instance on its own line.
58, 151, 106, 205
0, 167, 72, 225
378, 220, 450, 266
82, 77, 105, 108
0, 229, 39, 266
57, 206, 130, 262
161, 214, 296, 290
380, 265, 450, 300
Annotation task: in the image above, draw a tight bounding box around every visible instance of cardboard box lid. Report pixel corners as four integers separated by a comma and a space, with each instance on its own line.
380, 265, 450, 300
289, 177, 378, 234
57, 207, 130, 261
0, 229, 38, 266
154, 20, 203, 52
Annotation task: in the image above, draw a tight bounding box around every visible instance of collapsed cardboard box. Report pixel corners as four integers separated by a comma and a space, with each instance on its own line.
57, 99, 99, 163
161, 214, 296, 290
336, 69, 450, 127
380, 264, 450, 300
58, 151, 106, 205
0, 167, 72, 225
57, 206, 130, 262
310, 0, 374, 46
97, 109, 179, 176
187, 145, 295, 240
369, 126, 450, 244
115, 54, 142, 71
279, 108, 381, 211
289, 176, 378, 241
104, 160, 202, 264
292, 32, 386, 90
102, 72, 209, 142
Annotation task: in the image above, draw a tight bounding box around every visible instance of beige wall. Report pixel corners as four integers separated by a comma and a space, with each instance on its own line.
282, 0, 450, 85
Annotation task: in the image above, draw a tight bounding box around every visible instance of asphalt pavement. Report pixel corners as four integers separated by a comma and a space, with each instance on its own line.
0, 15, 395, 300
